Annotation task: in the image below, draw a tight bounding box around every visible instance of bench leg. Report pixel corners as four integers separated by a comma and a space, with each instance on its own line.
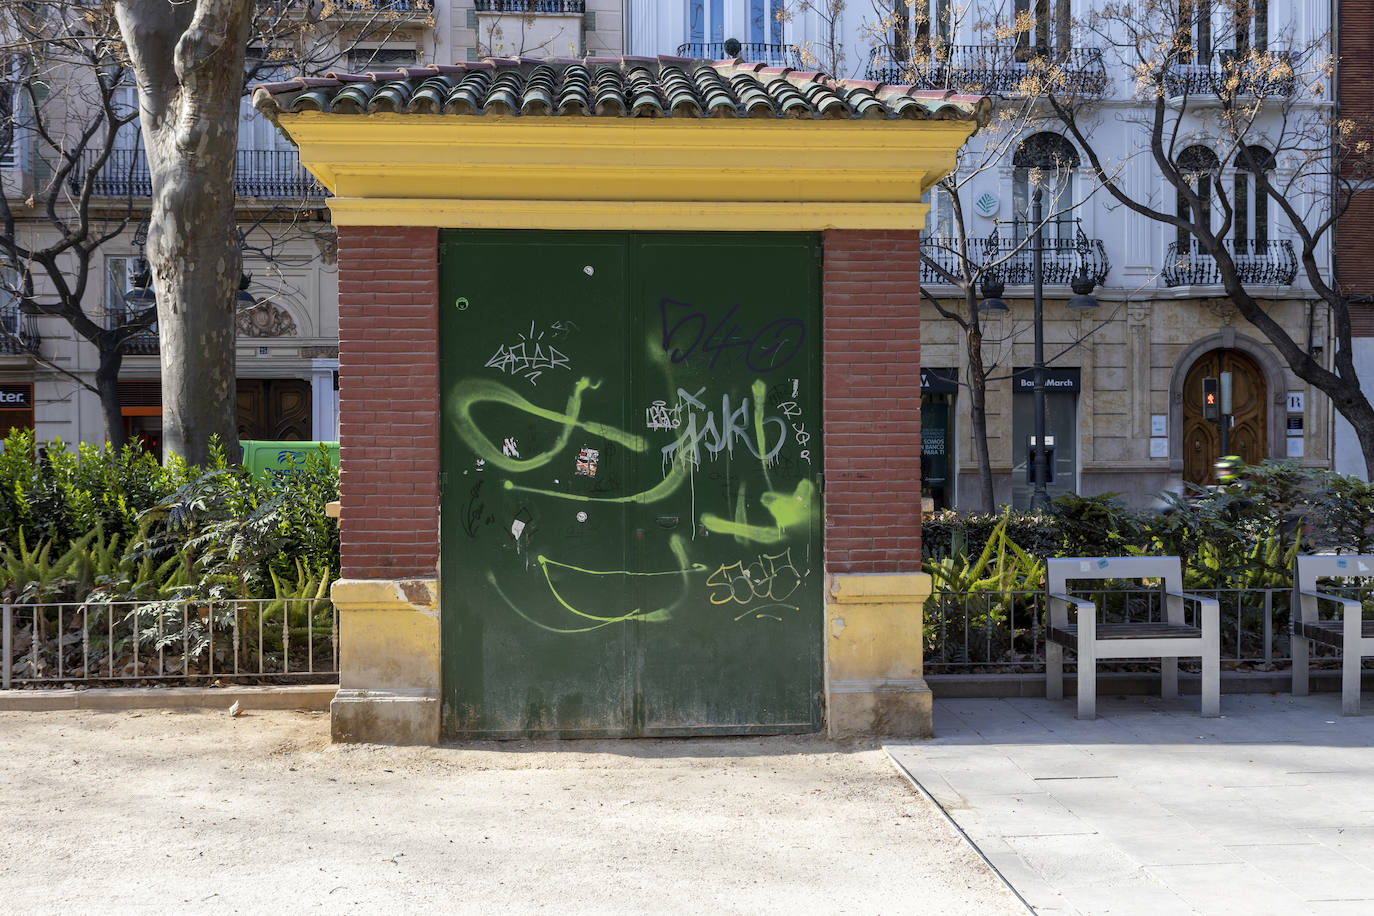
1161, 657, 1179, 700
1047, 641, 1064, 701
1343, 649, 1361, 716
1201, 646, 1220, 719
1076, 641, 1096, 721
1292, 634, 1309, 697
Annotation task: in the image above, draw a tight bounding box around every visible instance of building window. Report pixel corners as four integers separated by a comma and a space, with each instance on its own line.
923, 185, 955, 239
1014, 0, 1072, 56
1175, 144, 1219, 247
1179, 0, 1212, 63
1235, 145, 1275, 247
1012, 132, 1080, 242
1234, 0, 1267, 54
346, 47, 418, 72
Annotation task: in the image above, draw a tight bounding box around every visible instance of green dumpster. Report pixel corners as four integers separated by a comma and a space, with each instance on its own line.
240, 440, 339, 478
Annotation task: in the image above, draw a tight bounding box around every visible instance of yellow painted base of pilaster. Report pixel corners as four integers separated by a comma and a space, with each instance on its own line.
329, 578, 441, 745
826, 572, 934, 739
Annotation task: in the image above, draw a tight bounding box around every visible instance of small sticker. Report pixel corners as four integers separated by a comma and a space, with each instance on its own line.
455, 297, 469, 310
576, 511, 588, 523
575, 447, 599, 477
502, 437, 520, 458
583, 265, 594, 276
510, 508, 532, 541
1338, 558, 1348, 569
1097, 559, 1110, 569
475, 459, 486, 471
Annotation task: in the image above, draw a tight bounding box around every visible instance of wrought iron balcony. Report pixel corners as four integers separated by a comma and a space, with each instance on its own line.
107, 305, 159, 356
1161, 238, 1298, 287
675, 41, 803, 68
0, 305, 41, 356
474, 0, 584, 10
73, 149, 327, 201
330, 0, 432, 16
1163, 50, 1297, 100
921, 220, 1110, 289
865, 44, 1108, 97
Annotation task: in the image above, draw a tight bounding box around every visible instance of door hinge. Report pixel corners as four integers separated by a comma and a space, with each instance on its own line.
439, 471, 448, 496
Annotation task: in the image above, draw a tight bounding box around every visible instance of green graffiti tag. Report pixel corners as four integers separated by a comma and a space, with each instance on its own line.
699, 479, 816, 545
487, 535, 707, 633
450, 376, 646, 473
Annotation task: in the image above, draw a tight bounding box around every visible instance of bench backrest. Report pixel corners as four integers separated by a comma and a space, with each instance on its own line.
1294, 554, 1374, 591
1046, 556, 1184, 593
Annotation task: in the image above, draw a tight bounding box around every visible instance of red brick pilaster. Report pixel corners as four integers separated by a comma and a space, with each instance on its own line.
336, 226, 440, 579
822, 229, 923, 573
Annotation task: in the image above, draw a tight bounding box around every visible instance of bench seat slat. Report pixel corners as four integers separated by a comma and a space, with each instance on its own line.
1049, 622, 1204, 647
1295, 619, 1374, 648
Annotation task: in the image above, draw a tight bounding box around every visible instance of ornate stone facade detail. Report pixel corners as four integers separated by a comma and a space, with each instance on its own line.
1204, 298, 1236, 326
237, 303, 298, 338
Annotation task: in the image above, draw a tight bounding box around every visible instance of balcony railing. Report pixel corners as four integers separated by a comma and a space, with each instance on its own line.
1161, 238, 1298, 287
1163, 50, 1297, 99
865, 44, 1108, 96
108, 306, 159, 356
331, 0, 432, 15
0, 305, 41, 356
73, 149, 327, 201
474, 0, 584, 11
921, 219, 1111, 288
675, 41, 803, 68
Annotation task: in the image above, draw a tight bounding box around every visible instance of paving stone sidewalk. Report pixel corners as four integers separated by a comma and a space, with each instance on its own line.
886, 694, 1374, 915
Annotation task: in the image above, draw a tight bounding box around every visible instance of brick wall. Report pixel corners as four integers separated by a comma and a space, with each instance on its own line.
821, 229, 923, 573
337, 226, 440, 579
1340, 0, 1374, 330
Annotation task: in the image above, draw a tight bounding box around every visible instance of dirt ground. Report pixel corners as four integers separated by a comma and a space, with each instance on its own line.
0, 709, 1020, 915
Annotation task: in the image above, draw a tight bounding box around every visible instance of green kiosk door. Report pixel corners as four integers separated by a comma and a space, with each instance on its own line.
440, 231, 821, 738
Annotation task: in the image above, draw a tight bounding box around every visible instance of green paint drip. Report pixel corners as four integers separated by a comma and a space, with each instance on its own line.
751, 378, 775, 491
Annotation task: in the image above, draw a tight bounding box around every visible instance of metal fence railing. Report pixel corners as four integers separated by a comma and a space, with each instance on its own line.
923, 587, 1365, 674
1, 598, 338, 687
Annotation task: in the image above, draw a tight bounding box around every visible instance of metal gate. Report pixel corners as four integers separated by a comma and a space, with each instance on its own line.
438, 231, 822, 738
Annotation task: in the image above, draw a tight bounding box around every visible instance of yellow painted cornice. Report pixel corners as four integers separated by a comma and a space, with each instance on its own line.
276, 114, 974, 230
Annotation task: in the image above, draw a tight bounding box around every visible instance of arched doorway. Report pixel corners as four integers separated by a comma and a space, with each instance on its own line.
1183, 348, 1268, 485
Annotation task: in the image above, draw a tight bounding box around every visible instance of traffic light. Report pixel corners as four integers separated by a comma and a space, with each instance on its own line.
1202, 376, 1219, 420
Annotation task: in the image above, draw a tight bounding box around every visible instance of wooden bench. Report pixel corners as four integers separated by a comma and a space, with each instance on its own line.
1046, 556, 1220, 720
1293, 554, 1374, 715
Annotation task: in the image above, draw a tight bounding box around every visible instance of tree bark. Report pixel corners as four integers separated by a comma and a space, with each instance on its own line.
965, 314, 995, 514
115, 0, 252, 466
95, 347, 128, 453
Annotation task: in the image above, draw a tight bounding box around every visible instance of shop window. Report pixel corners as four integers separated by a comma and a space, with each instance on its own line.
920, 367, 958, 510
1011, 367, 1079, 509
0, 382, 33, 436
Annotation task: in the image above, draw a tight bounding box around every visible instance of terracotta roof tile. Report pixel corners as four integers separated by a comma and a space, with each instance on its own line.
253, 57, 992, 126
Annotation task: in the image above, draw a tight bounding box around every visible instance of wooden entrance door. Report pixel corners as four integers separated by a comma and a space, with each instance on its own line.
237, 379, 312, 440
1183, 349, 1267, 485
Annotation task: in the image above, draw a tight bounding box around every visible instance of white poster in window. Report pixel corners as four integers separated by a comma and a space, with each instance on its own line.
1149, 437, 1168, 458
1287, 437, 1305, 458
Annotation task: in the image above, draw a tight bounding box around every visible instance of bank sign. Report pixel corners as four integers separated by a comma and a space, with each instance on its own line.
1012, 368, 1080, 392
0, 384, 31, 407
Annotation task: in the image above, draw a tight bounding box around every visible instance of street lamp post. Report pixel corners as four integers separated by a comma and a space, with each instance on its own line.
1025, 175, 1101, 510
1030, 183, 1051, 510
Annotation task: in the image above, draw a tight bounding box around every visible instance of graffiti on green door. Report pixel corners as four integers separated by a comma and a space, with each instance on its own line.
446, 304, 817, 632
440, 230, 821, 736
